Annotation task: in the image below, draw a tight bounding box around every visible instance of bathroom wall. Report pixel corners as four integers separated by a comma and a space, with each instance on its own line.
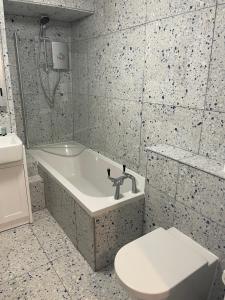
0, 0, 16, 133
145, 145, 225, 299
72, 1, 225, 299
5, 14, 73, 145
72, 0, 225, 170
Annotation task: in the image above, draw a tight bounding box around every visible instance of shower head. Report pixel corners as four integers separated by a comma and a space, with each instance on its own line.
39, 16, 50, 38
40, 16, 50, 26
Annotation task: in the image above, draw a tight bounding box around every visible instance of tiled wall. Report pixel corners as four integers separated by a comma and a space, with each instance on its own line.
71, 1, 225, 299
5, 14, 73, 145
72, 0, 225, 170
0, 0, 16, 133
9, 0, 95, 11
145, 147, 225, 300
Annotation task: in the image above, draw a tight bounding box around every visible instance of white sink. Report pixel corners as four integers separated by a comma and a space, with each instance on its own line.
0, 134, 23, 164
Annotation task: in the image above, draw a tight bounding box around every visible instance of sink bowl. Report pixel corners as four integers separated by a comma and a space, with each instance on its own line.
0, 134, 23, 164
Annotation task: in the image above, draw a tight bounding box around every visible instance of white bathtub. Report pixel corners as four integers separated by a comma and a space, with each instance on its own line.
29, 142, 145, 216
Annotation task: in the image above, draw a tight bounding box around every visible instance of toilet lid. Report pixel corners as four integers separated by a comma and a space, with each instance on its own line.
114, 228, 207, 300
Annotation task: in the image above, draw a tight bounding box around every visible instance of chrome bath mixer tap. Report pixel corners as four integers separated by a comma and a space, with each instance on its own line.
107, 165, 138, 200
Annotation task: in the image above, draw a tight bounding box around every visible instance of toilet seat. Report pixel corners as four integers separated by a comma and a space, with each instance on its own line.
114, 228, 208, 300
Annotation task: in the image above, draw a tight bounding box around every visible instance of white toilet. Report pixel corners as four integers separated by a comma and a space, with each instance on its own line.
114, 228, 218, 300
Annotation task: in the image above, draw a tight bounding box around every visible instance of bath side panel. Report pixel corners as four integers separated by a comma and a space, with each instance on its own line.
94, 198, 145, 271
38, 166, 78, 248
76, 203, 95, 270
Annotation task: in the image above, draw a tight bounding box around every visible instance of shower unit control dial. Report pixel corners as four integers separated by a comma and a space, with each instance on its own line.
51, 41, 69, 70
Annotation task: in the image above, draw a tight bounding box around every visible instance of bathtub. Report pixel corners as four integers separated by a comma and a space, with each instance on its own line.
29, 142, 145, 270
29, 142, 145, 216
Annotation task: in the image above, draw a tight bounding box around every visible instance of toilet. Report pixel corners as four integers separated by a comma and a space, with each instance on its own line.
114, 228, 218, 300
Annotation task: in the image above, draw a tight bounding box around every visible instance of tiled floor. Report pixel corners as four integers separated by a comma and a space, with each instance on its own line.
0, 209, 129, 300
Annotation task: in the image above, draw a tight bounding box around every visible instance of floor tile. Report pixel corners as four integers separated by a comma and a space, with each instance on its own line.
0, 225, 48, 284
0, 263, 70, 300
52, 251, 130, 300
31, 214, 76, 261
32, 208, 51, 222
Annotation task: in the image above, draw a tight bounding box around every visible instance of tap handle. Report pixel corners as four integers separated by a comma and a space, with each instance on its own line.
107, 168, 111, 177
123, 164, 126, 173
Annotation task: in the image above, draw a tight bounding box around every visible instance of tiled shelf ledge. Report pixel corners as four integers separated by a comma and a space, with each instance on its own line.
3, 0, 94, 22
146, 144, 225, 180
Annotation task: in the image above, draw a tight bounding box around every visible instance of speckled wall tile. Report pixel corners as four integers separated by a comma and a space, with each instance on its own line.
7, 66, 20, 96
138, 145, 148, 177
146, 0, 216, 22
143, 150, 225, 298
38, 167, 62, 220
148, 144, 195, 162
88, 95, 107, 152
105, 26, 145, 101
5, 14, 73, 145
206, 4, 225, 113
104, 0, 146, 33
5, 15, 40, 39
181, 154, 225, 179
73, 93, 89, 136
39, 168, 77, 249
141, 103, 203, 153
144, 8, 215, 109
105, 98, 141, 171
0, 111, 11, 130
147, 151, 179, 198
54, 71, 73, 96
71, 39, 89, 95
0, 2, 15, 133
72, 0, 105, 40
26, 152, 38, 176
70, 1, 225, 297
74, 128, 90, 146
51, 96, 74, 143
88, 35, 107, 97
76, 202, 95, 270
11, 94, 25, 142
144, 183, 175, 233
199, 111, 225, 162
174, 201, 214, 249
29, 175, 45, 212
64, 0, 94, 11
27, 109, 53, 145
94, 198, 144, 270
16, 36, 39, 95
60, 190, 77, 247
176, 165, 225, 227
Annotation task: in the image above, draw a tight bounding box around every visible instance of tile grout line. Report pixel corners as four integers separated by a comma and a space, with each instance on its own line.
197, 2, 218, 155
147, 147, 225, 179
71, 4, 217, 43
138, 1, 148, 173
146, 182, 225, 230
0, 222, 52, 288
31, 217, 73, 300
82, 95, 225, 114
